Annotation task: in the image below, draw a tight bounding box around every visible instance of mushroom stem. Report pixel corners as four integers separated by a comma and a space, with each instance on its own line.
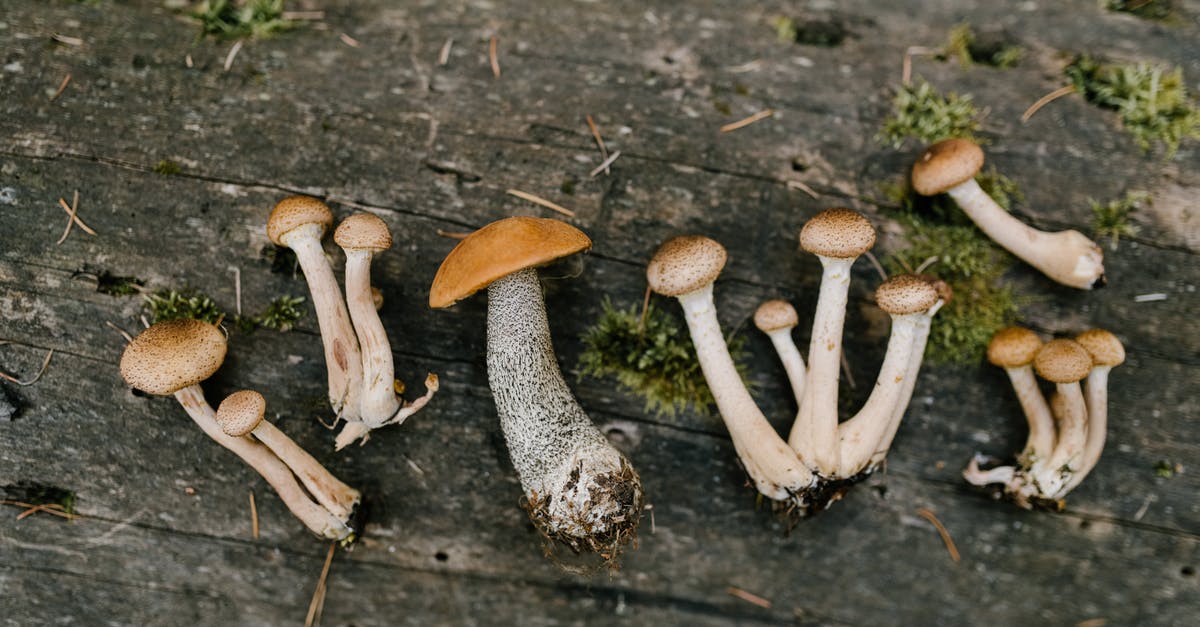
1006, 365, 1057, 466
788, 255, 853, 475
1034, 384, 1088, 498
946, 179, 1104, 289
174, 385, 352, 541
762, 328, 806, 408
250, 420, 360, 521
342, 248, 401, 425
486, 268, 641, 543
963, 455, 1016, 487
868, 304, 938, 467
675, 285, 814, 500
1060, 366, 1111, 493
285, 230, 364, 421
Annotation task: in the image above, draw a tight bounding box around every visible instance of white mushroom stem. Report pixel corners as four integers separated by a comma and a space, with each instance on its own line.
836, 312, 925, 477
762, 327, 806, 407
1005, 365, 1057, 467
1060, 365, 1112, 493
675, 284, 814, 500
788, 256, 854, 475
486, 268, 639, 538
946, 179, 1104, 289
342, 248, 401, 425
174, 385, 352, 540
282, 225, 364, 421
962, 454, 1016, 487
1034, 384, 1089, 498
868, 304, 939, 467
333, 374, 439, 451
248, 419, 360, 521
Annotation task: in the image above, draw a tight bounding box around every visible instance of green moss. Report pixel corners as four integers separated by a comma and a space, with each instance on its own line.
251, 295, 306, 331
0, 482, 77, 516
1091, 190, 1147, 249
1154, 459, 1182, 478
579, 298, 749, 417
938, 23, 1023, 69
192, 0, 294, 40
877, 79, 983, 148
1066, 54, 1200, 155
769, 16, 797, 43
153, 159, 182, 176
1106, 0, 1176, 20
144, 289, 226, 325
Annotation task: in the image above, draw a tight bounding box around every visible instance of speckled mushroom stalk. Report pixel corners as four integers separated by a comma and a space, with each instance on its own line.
120, 320, 353, 541
649, 237, 815, 501
267, 196, 364, 424
332, 213, 438, 450
788, 208, 877, 476
912, 138, 1105, 289
430, 217, 642, 560
216, 390, 360, 522
987, 327, 1055, 466
836, 275, 942, 476
1060, 329, 1124, 493
754, 300, 807, 407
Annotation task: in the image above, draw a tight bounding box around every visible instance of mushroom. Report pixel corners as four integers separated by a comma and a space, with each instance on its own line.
836, 275, 942, 476
429, 217, 642, 559
1029, 338, 1093, 498
1060, 328, 1125, 493
788, 208, 877, 476
332, 212, 438, 449
120, 319, 353, 541
753, 299, 806, 406
911, 138, 1105, 289
267, 196, 364, 423
215, 390, 360, 522
986, 326, 1055, 466
648, 236, 814, 502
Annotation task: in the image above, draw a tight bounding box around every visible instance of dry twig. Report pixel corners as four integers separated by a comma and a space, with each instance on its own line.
1, 500, 79, 521
304, 543, 337, 627
585, 114, 610, 174
339, 33, 361, 48
726, 586, 772, 609
50, 74, 72, 102
720, 109, 774, 133
438, 38, 453, 66
51, 33, 83, 47
436, 229, 471, 239
249, 491, 259, 540
1021, 85, 1076, 123
506, 189, 576, 217
785, 179, 819, 199
489, 36, 500, 77
588, 151, 621, 178
0, 349, 54, 386
916, 507, 961, 563
223, 40, 243, 72
57, 191, 96, 245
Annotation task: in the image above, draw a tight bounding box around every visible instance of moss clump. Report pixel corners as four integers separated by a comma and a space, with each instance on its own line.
144, 289, 226, 325
1066, 54, 1200, 155
1106, 0, 1176, 20
251, 295, 306, 331
153, 159, 182, 176
938, 23, 1022, 68
192, 0, 293, 40
579, 298, 748, 417
877, 79, 983, 148
1091, 190, 1147, 249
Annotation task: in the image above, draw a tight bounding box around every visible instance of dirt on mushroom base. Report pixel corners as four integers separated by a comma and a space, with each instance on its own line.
520, 459, 643, 574
768, 468, 875, 528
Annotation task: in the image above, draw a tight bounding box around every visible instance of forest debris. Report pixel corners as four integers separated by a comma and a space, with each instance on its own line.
506, 189, 576, 217
720, 109, 775, 133
916, 507, 961, 562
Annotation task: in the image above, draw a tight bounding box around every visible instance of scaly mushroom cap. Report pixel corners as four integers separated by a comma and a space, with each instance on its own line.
1034, 339, 1093, 383
334, 213, 393, 251
918, 274, 954, 304
754, 299, 799, 332
911, 138, 985, 196
987, 326, 1043, 369
646, 235, 727, 296
799, 208, 876, 258
429, 216, 591, 308
215, 390, 267, 437
120, 319, 227, 395
1075, 329, 1125, 368
267, 196, 334, 246
874, 274, 939, 315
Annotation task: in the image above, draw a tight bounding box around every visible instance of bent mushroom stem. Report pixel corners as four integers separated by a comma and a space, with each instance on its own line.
1061, 329, 1124, 494
342, 247, 401, 423
176, 386, 353, 541
1036, 387, 1088, 498
755, 300, 807, 408
868, 302, 939, 468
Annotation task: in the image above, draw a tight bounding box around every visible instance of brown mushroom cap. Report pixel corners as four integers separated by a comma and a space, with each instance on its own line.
429, 216, 591, 308
987, 326, 1043, 368
799, 208, 876, 258
120, 320, 227, 395
1075, 328, 1126, 368
874, 274, 939, 315
646, 235, 727, 297
1033, 339, 1093, 383
911, 138, 985, 196
754, 299, 799, 332
917, 274, 954, 304
215, 390, 267, 437
334, 213, 392, 251
267, 196, 334, 246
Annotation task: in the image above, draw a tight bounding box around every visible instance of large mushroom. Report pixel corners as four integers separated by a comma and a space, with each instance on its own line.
429, 216, 642, 561
266, 196, 364, 425
120, 319, 353, 541
911, 138, 1105, 289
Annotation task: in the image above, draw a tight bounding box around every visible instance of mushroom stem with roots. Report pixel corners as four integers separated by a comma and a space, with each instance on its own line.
911, 138, 1105, 289
430, 217, 642, 563
120, 320, 353, 541
267, 196, 364, 425
216, 390, 360, 522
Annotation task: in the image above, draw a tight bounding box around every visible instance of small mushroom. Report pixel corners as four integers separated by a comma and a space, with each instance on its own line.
332, 213, 438, 449
987, 326, 1055, 466
429, 217, 642, 561
215, 390, 360, 522
1060, 328, 1125, 493
267, 196, 364, 423
1030, 338, 1093, 497
911, 138, 1105, 289
753, 299, 806, 406
789, 208, 877, 476
648, 236, 814, 502
120, 320, 352, 541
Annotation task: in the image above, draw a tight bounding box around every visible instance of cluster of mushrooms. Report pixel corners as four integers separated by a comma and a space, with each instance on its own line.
115, 133, 1124, 561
